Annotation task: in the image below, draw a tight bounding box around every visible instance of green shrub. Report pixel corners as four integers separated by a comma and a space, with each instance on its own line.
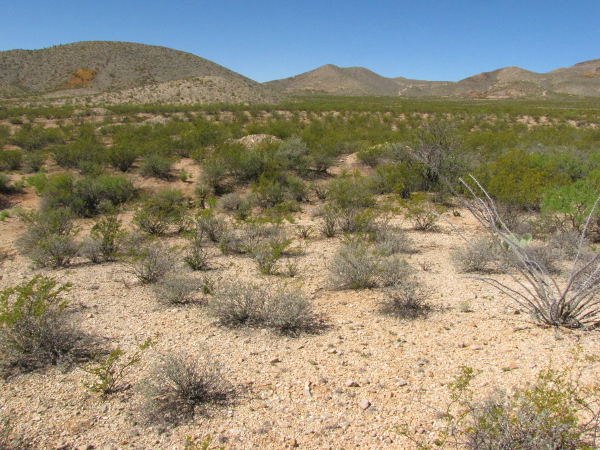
106, 144, 138, 172
134, 189, 187, 235
451, 235, 505, 273
327, 171, 375, 210
141, 352, 232, 425
433, 365, 600, 449
17, 208, 79, 268
0, 276, 82, 371
0, 150, 22, 171
71, 175, 136, 217
183, 244, 211, 271
80, 215, 127, 263
250, 237, 293, 275
140, 154, 173, 180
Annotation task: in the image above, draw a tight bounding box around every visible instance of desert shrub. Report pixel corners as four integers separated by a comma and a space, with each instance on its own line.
194, 177, 214, 209
0, 150, 22, 171
404, 194, 445, 231
457, 176, 600, 329
434, 365, 600, 449
329, 240, 412, 289
317, 206, 339, 237
152, 276, 203, 305
125, 240, 177, 284
22, 151, 46, 173
140, 153, 173, 180
218, 192, 251, 219
141, 352, 232, 425
548, 230, 590, 260
219, 221, 284, 255
82, 339, 152, 395
17, 208, 79, 268
209, 282, 316, 333
52, 132, 106, 172
80, 215, 127, 263
0, 276, 83, 371
451, 235, 505, 273
71, 175, 136, 217
276, 137, 310, 172
542, 178, 600, 233
183, 244, 211, 271
337, 207, 377, 234
249, 237, 293, 275
0, 174, 10, 194
134, 189, 187, 235
11, 124, 64, 151
196, 213, 226, 243
370, 222, 414, 255
106, 144, 138, 172
380, 279, 432, 319
327, 171, 375, 210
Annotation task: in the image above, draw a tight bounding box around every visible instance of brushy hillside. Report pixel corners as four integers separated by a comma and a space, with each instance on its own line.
0, 41, 279, 105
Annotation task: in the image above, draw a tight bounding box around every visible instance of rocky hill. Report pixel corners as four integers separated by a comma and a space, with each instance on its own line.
0, 41, 278, 104
266, 60, 600, 99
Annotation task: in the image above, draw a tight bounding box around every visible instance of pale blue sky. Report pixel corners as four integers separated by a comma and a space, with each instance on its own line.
1, 1, 598, 82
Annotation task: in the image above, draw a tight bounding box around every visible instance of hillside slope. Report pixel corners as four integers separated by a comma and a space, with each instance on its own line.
0, 41, 278, 104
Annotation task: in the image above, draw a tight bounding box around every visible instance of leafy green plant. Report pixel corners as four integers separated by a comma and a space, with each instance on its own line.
0, 276, 82, 370
82, 338, 152, 395
430, 364, 600, 449
80, 215, 128, 263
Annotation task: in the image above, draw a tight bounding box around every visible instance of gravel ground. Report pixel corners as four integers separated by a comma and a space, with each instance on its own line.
1, 184, 599, 450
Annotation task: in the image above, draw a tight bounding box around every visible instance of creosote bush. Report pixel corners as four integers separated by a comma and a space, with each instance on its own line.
431, 365, 600, 449
80, 215, 127, 263
141, 352, 232, 425
209, 281, 316, 334
0, 276, 84, 372
125, 238, 177, 284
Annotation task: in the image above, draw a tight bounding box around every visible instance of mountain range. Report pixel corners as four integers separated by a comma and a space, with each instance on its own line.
1, 41, 599, 104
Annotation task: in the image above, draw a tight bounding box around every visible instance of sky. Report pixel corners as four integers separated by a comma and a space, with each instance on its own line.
1, 0, 599, 83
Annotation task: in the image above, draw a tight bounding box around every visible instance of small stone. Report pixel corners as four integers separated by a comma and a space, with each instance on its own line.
508, 361, 518, 370
288, 438, 299, 447
228, 427, 245, 436
303, 388, 312, 398
346, 380, 360, 387
397, 379, 408, 387
359, 399, 371, 410
269, 357, 281, 364
469, 345, 484, 350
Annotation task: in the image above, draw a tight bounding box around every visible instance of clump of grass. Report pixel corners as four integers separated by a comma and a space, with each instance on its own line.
209, 281, 316, 334
380, 280, 432, 320
152, 276, 203, 305
140, 352, 233, 426
125, 239, 177, 284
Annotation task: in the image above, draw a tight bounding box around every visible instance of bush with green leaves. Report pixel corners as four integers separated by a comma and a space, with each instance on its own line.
209, 281, 316, 334
327, 171, 376, 210
249, 237, 294, 275
17, 208, 79, 268
106, 143, 138, 172
81, 338, 152, 395
0, 276, 83, 371
140, 153, 173, 180
134, 189, 187, 236
431, 365, 600, 449
140, 352, 232, 425
0, 150, 22, 171
80, 215, 128, 263
403, 193, 445, 231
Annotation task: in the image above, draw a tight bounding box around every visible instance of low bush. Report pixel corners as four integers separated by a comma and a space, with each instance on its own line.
17, 208, 79, 268
380, 280, 432, 319
250, 237, 293, 275
0, 276, 84, 371
432, 365, 600, 449
125, 239, 177, 284
134, 189, 187, 236
140, 154, 173, 180
152, 276, 203, 305
140, 352, 232, 425
451, 235, 504, 273
0, 150, 22, 171
80, 215, 128, 263
183, 244, 211, 271
209, 282, 316, 334
329, 240, 412, 289
370, 222, 414, 255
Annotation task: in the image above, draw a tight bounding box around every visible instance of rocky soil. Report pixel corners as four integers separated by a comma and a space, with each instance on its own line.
1, 156, 599, 449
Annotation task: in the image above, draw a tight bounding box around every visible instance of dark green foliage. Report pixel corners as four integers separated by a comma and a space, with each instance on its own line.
134, 189, 187, 235
0, 150, 22, 171
327, 171, 375, 210
11, 124, 64, 151
140, 154, 173, 180
106, 144, 138, 172
0, 276, 82, 371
